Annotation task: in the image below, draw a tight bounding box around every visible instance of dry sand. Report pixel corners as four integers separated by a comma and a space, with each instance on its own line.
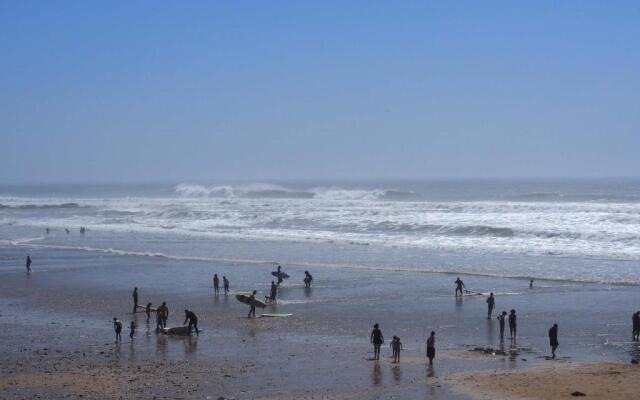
446, 362, 640, 400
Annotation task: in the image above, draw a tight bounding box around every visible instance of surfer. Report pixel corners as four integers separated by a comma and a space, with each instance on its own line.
157, 302, 169, 328
129, 321, 136, 340
269, 281, 277, 303
183, 310, 199, 335
113, 317, 123, 343
277, 265, 284, 286
632, 311, 640, 341
145, 302, 153, 323
486, 293, 495, 319
223, 276, 229, 295
248, 291, 258, 318
213, 274, 220, 295
370, 323, 384, 360
549, 323, 559, 359
529, 279, 534, 288
454, 277, 465, 296
426, 331, 436, 366
497, 311, 507, 341
25, 255, 32, 273
391, 336, 403, 363
132, 287, 139, 313
304, 271, 313, 288
508, 309, 517, 341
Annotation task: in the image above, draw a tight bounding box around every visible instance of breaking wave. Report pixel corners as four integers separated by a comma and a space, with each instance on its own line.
0, 202, 82, 210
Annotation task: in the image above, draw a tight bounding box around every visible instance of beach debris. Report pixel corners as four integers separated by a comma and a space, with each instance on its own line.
571, 391, 586, 396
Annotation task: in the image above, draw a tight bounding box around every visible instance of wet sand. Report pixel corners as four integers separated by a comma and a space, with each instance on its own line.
1, 245, 639, 399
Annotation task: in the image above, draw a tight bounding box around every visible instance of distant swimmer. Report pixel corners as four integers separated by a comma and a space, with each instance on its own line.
633, 311, 640, 342
25, 255, 32, 273
223, 276, 229, 295
391, 336, 403, 363
65, 228, 70, 235
268, 281, 277, 304
497, 311, 507, 341
129, 321, 136, 340
508, 309, 517, 341
45, 227, 50, 234
549, 323, 559, 359
454, 277, 466, 296
426, 331, 436, 366
157, 302, 169, 328
304, 271, 313, 288
370, 323, 384, 360
213, 274, 220, 295
486, 293, 495, 319
132, 287, 139, 313
183, 310, 199, 335
529, 279, 534, 288
113, 318, 123, 343
145, 302, 153, 323
248, 290, 257, 318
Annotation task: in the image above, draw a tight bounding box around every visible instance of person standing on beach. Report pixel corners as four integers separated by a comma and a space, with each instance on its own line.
508, 309, 517, 340
370, 323, 384, 360
145, 302, 153, 323
426, 331, 436, 366
223, 276, 229, 294
454, 277, 465, 296
213, 274, 220, 295
632, 311, 640, 341
129, 321, 136, 340
549, 323, 559, 359
497, 311, 507, 341
304, 271, 313, 288
269, 281, 278, 303
132, 287, 139, 313
248, 290, 257, 318
183, 310, 199, 335
529, 279, 534, 288
113, 318, 122, 343
25, 255, 32, 273
486, 293, 495, 319
157, 302, 169, 328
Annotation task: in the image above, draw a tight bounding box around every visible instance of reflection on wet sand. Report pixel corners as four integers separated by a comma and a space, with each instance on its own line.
391, 365, 402, 383
372, 362, 382, 386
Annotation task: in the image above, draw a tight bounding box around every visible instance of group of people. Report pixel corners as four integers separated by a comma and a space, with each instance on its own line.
212, 274, 230, 295
370, 323, 437, 366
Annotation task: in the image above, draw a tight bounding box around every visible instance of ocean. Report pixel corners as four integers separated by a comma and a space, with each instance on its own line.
1, 179, 640, 284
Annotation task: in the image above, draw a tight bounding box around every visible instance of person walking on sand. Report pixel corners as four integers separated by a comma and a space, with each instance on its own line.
145, 302, 153, 323
223, 276, 229, 295
304, 271, 313, 288
426, 331, 436, 366
183, 310, 199, 335
157, 302, 169, 328
508, 309, 517, 341
497, 311, 507, 341
25, 255, 32, 273
113, 317, 123, 343
391, 336, 403, 363
549, 323, 559, 359
370, 323, 384, 360
129, 321, 136, 340
632, 311, 640, 341
269, 281, 278, 304
248, 291, 257, 318
454, 277, 465, 296
486, 292, 495, 319
132, 287, 139, 313
213, 274, 220, 295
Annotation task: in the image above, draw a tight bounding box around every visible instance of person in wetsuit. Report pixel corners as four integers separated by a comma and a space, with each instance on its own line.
632, 311, 640, 341
486, 293, 495, 319
276, 265, 284, 286
132, 287, 139, 313
370, 323, 384, 360
508, 309, 517, 341
497, 311, 507, 341
454, 277, 465, 296
145, 302, 153, 323
269, 281, 277, 303
129, 321, 136, 340
25, 256, 32, 273
223, 276, 229, 294
213, 274, 220, 295
549, 323, 559, 359
113, 317, 122, 343
304, 271, 313, 288
248, 291, 257, 318
426, 331, 436, 366
183, 310, 199, 335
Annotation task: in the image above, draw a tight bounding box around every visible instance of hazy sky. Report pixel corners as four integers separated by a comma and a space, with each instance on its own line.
1, 1, 639, 183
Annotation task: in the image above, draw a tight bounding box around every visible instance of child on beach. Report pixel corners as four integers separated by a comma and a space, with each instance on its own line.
129, 321, 136, 340
391, 336, 403, 363
426, 331, 436, 366
113, 318, 122, 343
497, 311, 507, 341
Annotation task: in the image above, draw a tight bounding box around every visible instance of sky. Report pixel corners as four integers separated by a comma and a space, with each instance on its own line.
1, 1, 639, 183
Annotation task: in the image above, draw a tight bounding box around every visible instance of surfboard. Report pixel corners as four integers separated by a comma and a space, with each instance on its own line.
162, 326, 192, 335
260, 313, 293, 317
235, 294, 267, 308
136, 305, 157, 312
271, 271, 290, 279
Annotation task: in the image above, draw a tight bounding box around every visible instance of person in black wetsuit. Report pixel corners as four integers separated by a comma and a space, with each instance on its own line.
25, 256, 32, 273
454, 277, 465, 296
632, 311, 640, 341
183, 310, 199, 335
129, 321, 136, 340
549, 323, 559, 359
213, 274, 220, 295
370, 323, 384, 360
269, 281, 277, 303
276, 265, 284, 286
113, 317, 122, 343
145, 302, 153, 323
508, 309, 517, 341
304, 271, 313, 288
132, 287, 139, 313
223, 276, 229, 294
248, 290, 257, 318
486, 292, 495, 319
497, 311, 507, 341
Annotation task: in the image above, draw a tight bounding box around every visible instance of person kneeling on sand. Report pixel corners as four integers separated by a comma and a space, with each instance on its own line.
183, 310, 199, 335
426, 331, 436, 366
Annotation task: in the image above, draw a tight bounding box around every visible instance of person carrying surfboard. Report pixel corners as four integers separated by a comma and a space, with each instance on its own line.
276, 265, 284, 286
248, 290, 258, 318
